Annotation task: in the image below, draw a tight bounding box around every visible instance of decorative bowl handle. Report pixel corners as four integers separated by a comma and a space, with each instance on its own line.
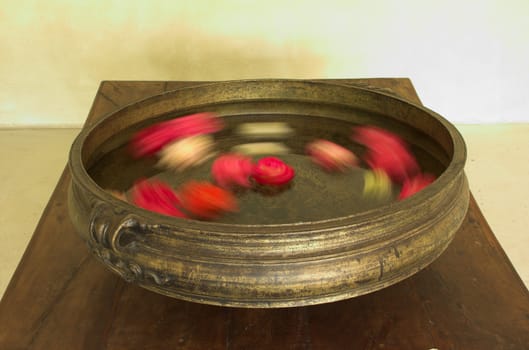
88, 201, 144, 253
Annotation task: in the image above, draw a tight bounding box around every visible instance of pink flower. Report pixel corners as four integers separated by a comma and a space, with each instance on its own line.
180, 181, 238, 220
211, 153, 253, 188
399, 173, 436, 200
352, 126, 419, 183
252, 157, 295, 186
130, 112, 223, 158
131, 179, 186, 218
306, 139, 358, 172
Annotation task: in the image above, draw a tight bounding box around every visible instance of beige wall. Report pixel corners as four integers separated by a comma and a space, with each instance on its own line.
1, 0, 528, 126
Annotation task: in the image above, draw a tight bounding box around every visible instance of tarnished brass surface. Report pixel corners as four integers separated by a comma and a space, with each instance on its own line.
68, 79, 468, 308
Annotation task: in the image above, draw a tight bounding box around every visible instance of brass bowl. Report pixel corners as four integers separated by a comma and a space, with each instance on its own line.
68, 80, 468, 308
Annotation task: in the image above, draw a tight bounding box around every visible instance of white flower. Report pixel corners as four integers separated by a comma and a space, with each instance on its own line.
157, 135, 215, 171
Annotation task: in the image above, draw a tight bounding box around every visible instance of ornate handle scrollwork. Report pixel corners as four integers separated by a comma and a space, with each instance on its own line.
88, 202, 145, 281
87, 201, 173, 286
88, 201, 144, 253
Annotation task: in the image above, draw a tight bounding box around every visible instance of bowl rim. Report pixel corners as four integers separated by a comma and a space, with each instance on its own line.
69, 78, 467, 234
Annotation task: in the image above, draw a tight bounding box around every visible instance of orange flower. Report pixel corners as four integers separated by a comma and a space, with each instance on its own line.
180, 181, 238, 220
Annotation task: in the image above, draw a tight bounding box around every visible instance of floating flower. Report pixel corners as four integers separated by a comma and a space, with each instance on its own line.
131, 179, 186, 218
157, 135, 215, 172
399, 173, 436, 200
236, 122, 294, 138
364, 145, 420, 184
352, 126, 407, 150
180, 181, 238, 219
130, 112, 223, 158
232, 142, 290, 156
363, 169, 393, 200
251, 156, 295, 186
211, 153, 253, 188
352, 126, 419, 183
306, 139, 358, 172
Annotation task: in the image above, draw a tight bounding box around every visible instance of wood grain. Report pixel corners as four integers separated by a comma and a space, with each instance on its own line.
1, 79, 528, 350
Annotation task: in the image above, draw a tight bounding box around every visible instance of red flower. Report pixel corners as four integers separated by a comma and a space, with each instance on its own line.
180, 181, 238, 219
211, 153, 253, 188
306, 139, 358, 172
352, 126, 419, 183
399, 173, 436, 200
131, 179, 186, 218
251, 157, 295, 186
130, 112, 223, 158
364, 144, 420, 183
352, 126, 407, 150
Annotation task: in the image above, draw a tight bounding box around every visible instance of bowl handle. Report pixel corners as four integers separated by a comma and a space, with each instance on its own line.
86, 201, 157, 283
88, 201, 145, 253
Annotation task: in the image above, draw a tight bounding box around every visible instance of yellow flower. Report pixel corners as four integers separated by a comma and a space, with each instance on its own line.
363, 169, 392, 200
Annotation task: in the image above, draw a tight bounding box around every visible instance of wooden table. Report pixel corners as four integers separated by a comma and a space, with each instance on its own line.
1, 79, 528, 350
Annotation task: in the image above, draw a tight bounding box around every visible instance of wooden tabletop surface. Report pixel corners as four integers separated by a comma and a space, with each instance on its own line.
1, 79, 528, 350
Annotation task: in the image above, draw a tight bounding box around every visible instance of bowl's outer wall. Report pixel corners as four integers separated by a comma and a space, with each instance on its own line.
68, 80, 469, 307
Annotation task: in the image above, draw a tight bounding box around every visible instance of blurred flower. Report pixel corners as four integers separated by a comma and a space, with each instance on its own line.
180, 181, 238, 220
157, 135, 215, 172
236, 122, 294, 138
352, 126, 419, 183
211, 153, 253, 188
364, 146, 419, 184
251, 157, 295, 186
399, 173, 436, 200
131, 179, 186, 218
306, 139, 358, 172
130, 112, 223, 158
232, 142, 290, 156
363, 169, 393, 200
352, 126, 407, 150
